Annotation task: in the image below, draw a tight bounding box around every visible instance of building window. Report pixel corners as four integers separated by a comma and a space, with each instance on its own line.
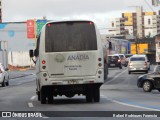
148, 19, 151, 25
112, 22, 114, 27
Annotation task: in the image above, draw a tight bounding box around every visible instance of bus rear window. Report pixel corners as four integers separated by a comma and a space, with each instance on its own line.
130, 57, 145, 61
45, 21, 97, 52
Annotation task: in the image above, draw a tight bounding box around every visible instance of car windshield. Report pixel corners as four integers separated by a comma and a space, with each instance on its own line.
130, 57, 145, 61
108, 56, 119, 60
125, 54, 133, 58
119, 55, 124, 59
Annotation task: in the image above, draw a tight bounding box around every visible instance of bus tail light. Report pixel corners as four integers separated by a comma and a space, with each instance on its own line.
98, 58, 102, 61
42, 60, 46, 64
98, 63, 102, 67
89, 22, 93, 25
43, 73, 47, 77
42, 66, 46, 69
98, 70, 102, 74
47, 24, 51, 27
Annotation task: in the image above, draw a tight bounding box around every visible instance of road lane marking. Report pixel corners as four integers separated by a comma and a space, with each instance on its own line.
112, 100, 160, 111
101, 95, 160, 111
154, 65, 159, 72
43, 117, 49, 118
28, 102, 34, 108
105, 69, 127, 84
30, 96, 37, 101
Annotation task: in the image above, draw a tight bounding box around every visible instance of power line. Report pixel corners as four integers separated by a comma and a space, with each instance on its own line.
143, 0, 155, 12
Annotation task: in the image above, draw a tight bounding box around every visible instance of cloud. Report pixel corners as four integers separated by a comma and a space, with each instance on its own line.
2, 0, 158, 25
2, 0, 127, 21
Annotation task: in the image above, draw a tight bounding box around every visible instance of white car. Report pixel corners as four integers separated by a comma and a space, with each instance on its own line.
0, 64, 9, 87
128, 54, 150, 74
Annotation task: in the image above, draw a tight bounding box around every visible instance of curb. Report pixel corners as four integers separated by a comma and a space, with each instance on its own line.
9, 74, 34, 80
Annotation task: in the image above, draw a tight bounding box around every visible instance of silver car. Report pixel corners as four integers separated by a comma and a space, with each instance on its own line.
0, 64, 9, 87
128, 55, 150, 74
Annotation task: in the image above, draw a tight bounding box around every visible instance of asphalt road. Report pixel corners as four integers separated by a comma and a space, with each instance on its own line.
0, 66, 160, 120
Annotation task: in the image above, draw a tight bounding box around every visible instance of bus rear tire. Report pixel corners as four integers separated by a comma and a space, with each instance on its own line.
86, 86, 93, 102
40, 87, 47, 104
93, 87, 100, 102
48, 95, 54, 104
37, 91, 40, 101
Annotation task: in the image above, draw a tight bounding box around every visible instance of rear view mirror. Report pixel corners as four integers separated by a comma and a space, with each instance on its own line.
34, 49, 39, 57
29, 50, 34, 58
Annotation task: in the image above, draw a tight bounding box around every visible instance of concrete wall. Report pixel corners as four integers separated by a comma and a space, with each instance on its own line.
0, 22, 35, 51
8, 51, 35, 67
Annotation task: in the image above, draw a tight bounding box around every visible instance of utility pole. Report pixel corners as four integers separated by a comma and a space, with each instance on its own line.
128, 6, 143, 54
135, 36, 138, 54
135, 35, 140, 54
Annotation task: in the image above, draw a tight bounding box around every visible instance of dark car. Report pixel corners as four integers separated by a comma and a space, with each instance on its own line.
108, 55, 122, 69
137, 65, 160, 92
116, 54, 127, 67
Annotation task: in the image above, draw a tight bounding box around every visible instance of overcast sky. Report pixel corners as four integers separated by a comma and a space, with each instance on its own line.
2, 0, 160, 33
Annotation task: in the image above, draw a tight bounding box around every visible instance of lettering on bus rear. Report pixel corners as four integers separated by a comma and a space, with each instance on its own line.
67, 54, 89, 61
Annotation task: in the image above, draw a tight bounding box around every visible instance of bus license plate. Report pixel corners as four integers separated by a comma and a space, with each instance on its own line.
68, 80, 79, 84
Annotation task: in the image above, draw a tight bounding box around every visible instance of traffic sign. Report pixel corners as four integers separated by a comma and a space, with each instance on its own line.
36, 20, 47, 36
27, 20, 36, 39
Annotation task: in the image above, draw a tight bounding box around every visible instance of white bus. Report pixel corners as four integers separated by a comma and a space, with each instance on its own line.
29, 20, 104, 104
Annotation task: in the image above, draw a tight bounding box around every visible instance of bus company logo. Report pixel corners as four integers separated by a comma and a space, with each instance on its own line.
55, 54, 65, 63
67, 54, 89, 61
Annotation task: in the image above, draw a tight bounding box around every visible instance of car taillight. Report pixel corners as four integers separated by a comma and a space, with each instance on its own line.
129, 62, 132, 66
144, 62, 147, 66
118, 59, 121, 62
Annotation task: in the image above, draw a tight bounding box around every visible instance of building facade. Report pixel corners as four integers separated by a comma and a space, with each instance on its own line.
108, 18, 125, 36
144, 15, 160, 37
108, 8, 160, 38
0, 0, 2, 23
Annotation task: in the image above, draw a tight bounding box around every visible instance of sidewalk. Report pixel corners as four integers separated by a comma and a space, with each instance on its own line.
8, 69, 36, 79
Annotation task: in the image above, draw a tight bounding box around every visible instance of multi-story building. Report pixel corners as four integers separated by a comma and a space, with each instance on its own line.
108, 8, 160, 38
122, 10, 157, 38
108, 18, 125, 36
122, 12, 136, 37
144, 14, 160, 37
0, 0, 2, 23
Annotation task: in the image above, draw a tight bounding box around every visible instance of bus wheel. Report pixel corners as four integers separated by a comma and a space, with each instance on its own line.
40, 87, 47, 104
86, 86, 93, 102
48, 95, 54, 104
65, 93, 75, 98
93, 87, 100, 102
47, 88, 54, 104
37, 91, 40, 101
